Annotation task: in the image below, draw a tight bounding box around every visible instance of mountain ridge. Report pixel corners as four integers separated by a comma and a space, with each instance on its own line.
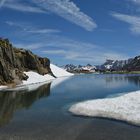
98, 57, 140, 72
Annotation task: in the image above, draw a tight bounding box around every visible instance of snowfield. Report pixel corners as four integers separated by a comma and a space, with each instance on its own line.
50, 64, 73, 77
0, 86, 8, 90
69, 90, 140, 126
22, 71, 55, 85
0, 64, 73, 91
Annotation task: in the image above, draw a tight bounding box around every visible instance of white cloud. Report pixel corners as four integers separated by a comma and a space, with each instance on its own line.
42, 50, 67, 55
42, 48, 128, 64
15, 43, 44, 50
6, 21, 60, 34
3, 0, 45, 13
111, 12, 140, 34
5, 21, 128, 64
0, 0, 6, 8
2, 0, 97, 31
18, 35, 128, 64
129, 0, 140, 4
27, 29, 60, 34
31, 0, 97, 31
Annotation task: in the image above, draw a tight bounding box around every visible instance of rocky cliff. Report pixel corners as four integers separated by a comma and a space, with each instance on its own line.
124, 56, 140, 71
97, 56, 140, 72
0, 38, 53, 85
98, 59, 133, 71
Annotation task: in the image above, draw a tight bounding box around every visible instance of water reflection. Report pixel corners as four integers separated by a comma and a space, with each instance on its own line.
51, 77, 72, 89
0, 83, 51, 127
104, 75, 140, 87
0, 77, 72, 128
0, 75, 140, 140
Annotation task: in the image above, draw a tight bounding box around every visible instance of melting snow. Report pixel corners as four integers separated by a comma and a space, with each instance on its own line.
22, 71, 55, 85
50, 64, 73, 77
0, 64, 73, 91
69, 90, 140, 126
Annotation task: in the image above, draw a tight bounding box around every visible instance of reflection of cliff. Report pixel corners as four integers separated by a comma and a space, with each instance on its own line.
105, 75, 140, 87
0, 83, 51, 127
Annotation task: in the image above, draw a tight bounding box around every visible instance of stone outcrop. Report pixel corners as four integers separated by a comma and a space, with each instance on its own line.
0, 38, 53, 85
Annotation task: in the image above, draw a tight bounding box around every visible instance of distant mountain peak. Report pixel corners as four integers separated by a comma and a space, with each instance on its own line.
62, 64, 96, 73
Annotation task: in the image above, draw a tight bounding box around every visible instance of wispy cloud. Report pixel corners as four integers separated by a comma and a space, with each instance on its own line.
27, 29, 60, 34
3, 0, 45, 13
15, 43, 43, 50
14, 35, 128, 64
5, 20, 128, 64
2, 0, 97, 31
42, 48, 128, 64
6, 21, 60, 34
129, 0, 140, 4
31, 0, 97, 31
0, 0, 6, 8
111, 12, 140, 34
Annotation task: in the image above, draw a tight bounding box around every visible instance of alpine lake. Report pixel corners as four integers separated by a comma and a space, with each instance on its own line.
0, 74, 140, 140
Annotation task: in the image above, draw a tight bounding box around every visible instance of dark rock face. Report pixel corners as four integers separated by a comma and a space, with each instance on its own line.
97, 56, 140, 72
0, 38, 53, 85
124, 56, 140, 71
97, 59, 133, 71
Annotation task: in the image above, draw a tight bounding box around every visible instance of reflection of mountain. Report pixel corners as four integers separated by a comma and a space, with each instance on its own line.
105, 75, 140, 87
0, 83, 51, 127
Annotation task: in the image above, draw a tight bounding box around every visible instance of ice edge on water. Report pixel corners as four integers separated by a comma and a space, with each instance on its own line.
69, 90, 140, 126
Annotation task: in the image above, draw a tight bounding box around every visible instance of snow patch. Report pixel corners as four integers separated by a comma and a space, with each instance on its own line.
50, 64, 74, 77
0, 86, 8, 90
22, 71, 55, 85
69, 90, 140, 126
0, 64, 73, 91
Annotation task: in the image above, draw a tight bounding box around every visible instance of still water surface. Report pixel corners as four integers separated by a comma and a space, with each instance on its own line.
0, 74, 140, 140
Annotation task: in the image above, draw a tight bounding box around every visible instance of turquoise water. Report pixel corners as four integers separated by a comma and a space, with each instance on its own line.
0, 74, 140, 140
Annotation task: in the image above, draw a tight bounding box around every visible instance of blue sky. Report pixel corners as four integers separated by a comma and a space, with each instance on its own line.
0, 0, 140, 65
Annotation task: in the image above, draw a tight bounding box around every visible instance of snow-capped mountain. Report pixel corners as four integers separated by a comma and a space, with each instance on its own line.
62, 64, 96, 73
124, 55, 140, 71
98, 59, 133, 71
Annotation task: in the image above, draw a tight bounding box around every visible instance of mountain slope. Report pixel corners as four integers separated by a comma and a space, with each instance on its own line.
98, 59, 133, 71
124, 56, 140, 71
63, 64, 96, 73
50, 64, 73, 77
